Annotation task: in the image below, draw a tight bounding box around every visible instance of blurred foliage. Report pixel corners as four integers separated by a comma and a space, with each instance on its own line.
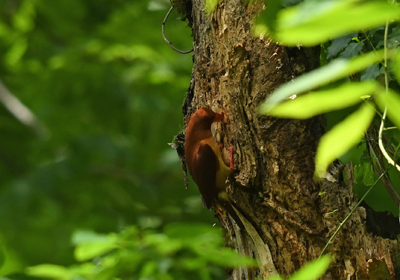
25, 224, 255, 280
0, 0, 245, 278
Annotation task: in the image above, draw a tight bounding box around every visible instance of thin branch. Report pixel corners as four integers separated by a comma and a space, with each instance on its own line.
378, 3, 400, 172
0, 79, 49, 138
319, 170, 388, 258
366, 128, 400, 208
162, 6, 194, 54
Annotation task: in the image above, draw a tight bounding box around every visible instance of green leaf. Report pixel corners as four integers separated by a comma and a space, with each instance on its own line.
12, 0, 36, 33
392, 51, 400, 85
315, 103, 375, 178
69, 262, 96, 275
339, 42, 364, 59
74, 242, 117, 262
388, 26, 400, 48
144, 233, 182, 254
268, 275, 285, 280
289, 254, 331, 280
71, 229, 115, 245
5, 37, 27, 67
261, 50, 387, 109
260, 81, 378, 118
72, 231, 118, 261
354, 162, 375, 186
140, 261, 158, 278
181, 258, 207, 270
273, 0, 400, 46
327, 33, 357, 60
361, 64, 380, 81
375, 90, 400, 129
26, 264, 72, 278
199, 247, 256, 267
255, 0, 283, 33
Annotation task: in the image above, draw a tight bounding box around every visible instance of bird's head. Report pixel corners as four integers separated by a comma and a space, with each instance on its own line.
189, 108, 224, 129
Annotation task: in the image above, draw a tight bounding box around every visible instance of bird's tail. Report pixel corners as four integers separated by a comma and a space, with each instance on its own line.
218, 192, 245, 230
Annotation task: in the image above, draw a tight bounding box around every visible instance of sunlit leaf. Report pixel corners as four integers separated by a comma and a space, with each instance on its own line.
289, 254, 331, 280
138, 215, 162, 229
140, 261, 158, 278
268, 275, 285, 280
315, 103, 375, 178
181, 258, 207, 270
255, 0, 283, 33
73, 231, 118, 261
270, 0, 400, 46
5, 37, 27, 67
392, 51, 400, 84
260, 81, 378, 118
12, 0, 36, 33
72, 230, 114, 245
69, 262, 95, 275
260, 255, 331, 280
199, 247, 257, 267
375, 90, 400, 129
26, 264, 73, 278
262, 50, 387, 107
75, 242, 116, 262
144, 233, 182, 254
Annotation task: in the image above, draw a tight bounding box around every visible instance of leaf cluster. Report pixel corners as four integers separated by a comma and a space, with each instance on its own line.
25, 224, 255, 280
257, 0, 400, 217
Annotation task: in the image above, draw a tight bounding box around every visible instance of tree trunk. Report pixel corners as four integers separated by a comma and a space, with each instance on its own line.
175, 0, 400, 279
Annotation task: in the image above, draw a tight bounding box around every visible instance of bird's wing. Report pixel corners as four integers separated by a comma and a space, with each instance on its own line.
191, 142, 220, 209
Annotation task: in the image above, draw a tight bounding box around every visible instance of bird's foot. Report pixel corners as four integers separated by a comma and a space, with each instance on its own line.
228, 146, 235, 170
213, 112, 224, 123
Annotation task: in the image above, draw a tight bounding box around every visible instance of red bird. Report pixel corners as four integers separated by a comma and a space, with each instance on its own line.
185, 107, 243, 229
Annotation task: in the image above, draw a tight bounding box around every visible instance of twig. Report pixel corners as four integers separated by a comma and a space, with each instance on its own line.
0, 79, 49, 138
366, 129, 400, 209
162, 6, 193, 54
319, 170, 388, 258
378, 3, 400, 172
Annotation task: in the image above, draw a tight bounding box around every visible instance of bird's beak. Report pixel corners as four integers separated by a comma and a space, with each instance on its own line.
213, 112, 224, 123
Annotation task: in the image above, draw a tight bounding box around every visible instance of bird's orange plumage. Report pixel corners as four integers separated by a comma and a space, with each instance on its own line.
185, 107, 243, 229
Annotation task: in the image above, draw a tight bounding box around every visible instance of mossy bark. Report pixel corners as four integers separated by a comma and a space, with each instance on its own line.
176, 0, 399, 279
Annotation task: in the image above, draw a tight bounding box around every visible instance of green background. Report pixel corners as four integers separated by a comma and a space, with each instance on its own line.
0, 0, 221, 276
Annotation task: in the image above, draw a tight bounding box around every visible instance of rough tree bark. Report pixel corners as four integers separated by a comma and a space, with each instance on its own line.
173, 0, 400, 279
